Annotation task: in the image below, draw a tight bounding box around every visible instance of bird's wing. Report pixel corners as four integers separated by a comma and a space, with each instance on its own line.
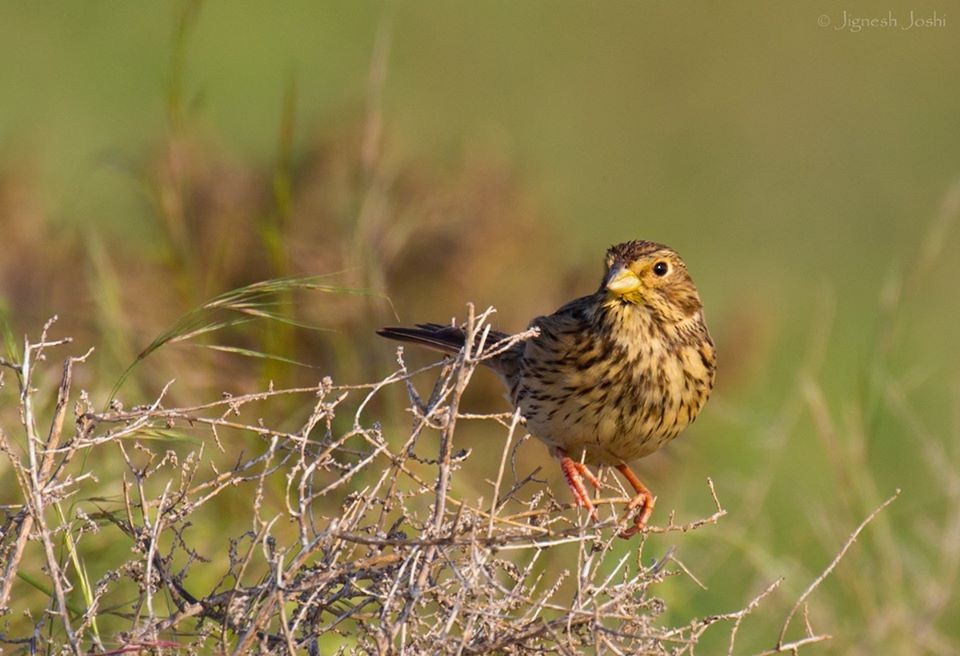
515, 295, 601, 373
527, 294, 598, 344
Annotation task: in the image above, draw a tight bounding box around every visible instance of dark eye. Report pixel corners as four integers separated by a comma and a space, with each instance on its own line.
653, 261, 669, 276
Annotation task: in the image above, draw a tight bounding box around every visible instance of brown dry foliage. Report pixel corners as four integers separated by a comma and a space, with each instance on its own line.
0, 126, 574, 405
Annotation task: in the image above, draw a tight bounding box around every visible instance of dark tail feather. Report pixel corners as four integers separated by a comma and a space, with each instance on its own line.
376, 323, 467, 356
379, 323, 522, 381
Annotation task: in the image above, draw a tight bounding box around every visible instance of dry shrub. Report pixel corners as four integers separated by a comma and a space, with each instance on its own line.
0, 310, 889, 654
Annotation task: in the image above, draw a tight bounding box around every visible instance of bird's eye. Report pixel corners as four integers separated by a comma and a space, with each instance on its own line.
653, 261, 669, 276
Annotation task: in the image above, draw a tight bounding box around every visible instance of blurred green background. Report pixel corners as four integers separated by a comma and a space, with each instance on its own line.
1, 0, 958, 652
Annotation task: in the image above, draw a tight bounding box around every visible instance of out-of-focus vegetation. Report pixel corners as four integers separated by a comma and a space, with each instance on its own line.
1, 1, 958, 653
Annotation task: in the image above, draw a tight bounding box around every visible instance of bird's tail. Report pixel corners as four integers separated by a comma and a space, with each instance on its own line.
378, 322, 524, 386
377, 322, 515, 357
376, 323, 469, 356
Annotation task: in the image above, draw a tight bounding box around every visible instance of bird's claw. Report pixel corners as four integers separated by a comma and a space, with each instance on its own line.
617, 491, 656, 538
559, 453, 601, 521
615, 462, 656, 539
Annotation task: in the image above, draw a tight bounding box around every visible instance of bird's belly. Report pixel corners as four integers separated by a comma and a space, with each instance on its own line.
516, 356, 703, 466
522, 400, 677, 466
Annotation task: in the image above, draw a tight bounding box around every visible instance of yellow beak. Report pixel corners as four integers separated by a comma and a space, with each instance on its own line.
605, 265, 642, 296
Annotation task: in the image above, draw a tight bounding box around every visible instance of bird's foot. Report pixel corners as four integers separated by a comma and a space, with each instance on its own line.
559, 453, 601, 521
616, 463, 657, 539
618, 489, 656, 538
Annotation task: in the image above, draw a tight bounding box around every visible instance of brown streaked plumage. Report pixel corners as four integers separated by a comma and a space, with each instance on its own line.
378, 240, 716, 537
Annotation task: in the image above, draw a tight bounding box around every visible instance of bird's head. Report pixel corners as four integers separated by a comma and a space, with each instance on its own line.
600, 240, 704, 321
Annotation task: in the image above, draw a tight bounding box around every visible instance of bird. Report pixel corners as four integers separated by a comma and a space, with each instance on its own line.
378, 240, 716, 537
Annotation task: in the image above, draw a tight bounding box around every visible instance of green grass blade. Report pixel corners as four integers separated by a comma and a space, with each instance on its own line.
108, 274, 382, 403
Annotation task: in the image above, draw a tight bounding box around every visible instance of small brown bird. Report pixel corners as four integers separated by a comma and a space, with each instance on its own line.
378, 240, 716, 537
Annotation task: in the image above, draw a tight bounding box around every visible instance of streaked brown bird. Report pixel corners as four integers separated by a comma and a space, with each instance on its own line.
378, 240, 716, 537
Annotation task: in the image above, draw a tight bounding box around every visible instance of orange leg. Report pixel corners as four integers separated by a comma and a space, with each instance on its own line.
616, 463, 656, 538
558, 451, 601, 520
